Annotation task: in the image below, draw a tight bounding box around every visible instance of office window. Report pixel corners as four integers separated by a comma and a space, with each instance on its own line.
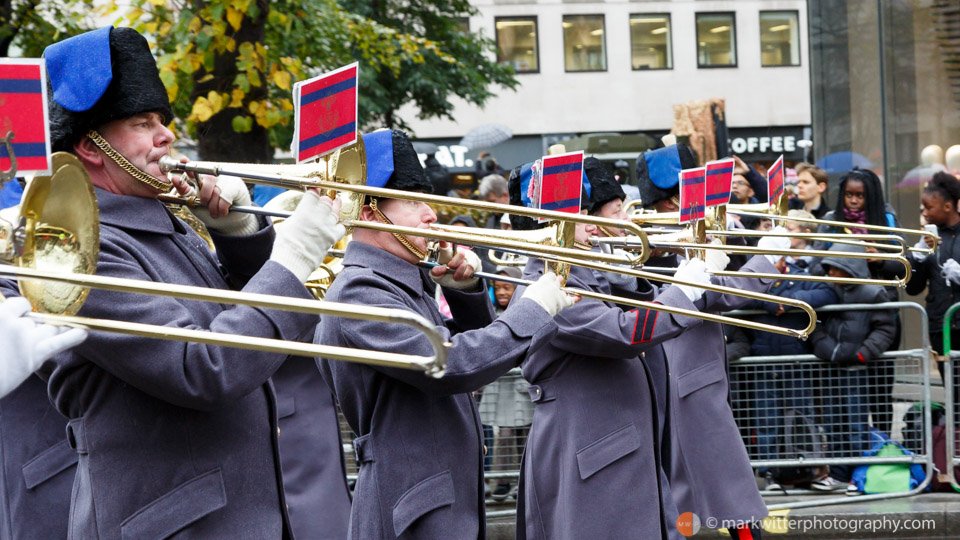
454, 17, 469, 34
562, 15, 606, 72
630, 14, 672, 70
696, 12, 737, 68
496, 17, 539, 73
760, 11, 800, 66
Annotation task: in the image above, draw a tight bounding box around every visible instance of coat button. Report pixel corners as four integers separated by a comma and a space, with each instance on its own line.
483, 445, 488, 456
277, 427, 281, 436
535, 388, 541, 398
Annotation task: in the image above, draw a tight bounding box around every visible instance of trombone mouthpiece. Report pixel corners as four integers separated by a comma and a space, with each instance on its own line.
158, 155, 182, 174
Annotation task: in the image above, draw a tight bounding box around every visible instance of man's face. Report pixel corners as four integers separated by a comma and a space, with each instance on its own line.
596, 198, 626, 236
653, 197, 678, 213
373, 198, 437, 261
574, 217, 597, 245
96, 112, 174, 196
485, 191, 509, 205
753, 219, 773, 232
731, 175, 754, 203
796, 171, 825, 203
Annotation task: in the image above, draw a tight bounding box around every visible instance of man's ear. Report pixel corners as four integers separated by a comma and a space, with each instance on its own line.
818, 182, 828, 195
359, 204, 376, 222
73, 136, 104, 168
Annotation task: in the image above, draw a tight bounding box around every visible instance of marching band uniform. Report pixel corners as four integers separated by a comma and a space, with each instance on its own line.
636, 147, 774, 535
39, 27, 344, 539
510, 162, 709, 540
272, 358, 352, 540
316, 130, 567, 540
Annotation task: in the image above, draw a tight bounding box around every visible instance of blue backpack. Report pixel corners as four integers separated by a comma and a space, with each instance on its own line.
850, 429, 925, 493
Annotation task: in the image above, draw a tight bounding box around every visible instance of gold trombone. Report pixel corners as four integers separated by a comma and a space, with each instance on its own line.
158, 142, 820, 338
0, 153, 451, 376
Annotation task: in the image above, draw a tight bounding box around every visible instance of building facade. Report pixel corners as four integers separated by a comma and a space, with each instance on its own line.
403, 0, 811, 171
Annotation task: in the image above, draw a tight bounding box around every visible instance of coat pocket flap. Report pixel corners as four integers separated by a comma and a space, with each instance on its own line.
276, 395, 296, 419
677, 360, 725, 398
392, 470, 455, 536
22, 440, 78, 490
576, 423, 642, 480
120, 468, 227, 540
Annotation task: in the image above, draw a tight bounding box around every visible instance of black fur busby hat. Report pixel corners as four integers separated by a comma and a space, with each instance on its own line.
584, 157, 625, 215
45, 27, 173, 152
362, 129, 432, 193
635, 143, 697, 208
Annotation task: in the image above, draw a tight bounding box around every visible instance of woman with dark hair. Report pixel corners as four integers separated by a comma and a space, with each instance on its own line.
907, 172, 960, 383
809, 167, 906, 445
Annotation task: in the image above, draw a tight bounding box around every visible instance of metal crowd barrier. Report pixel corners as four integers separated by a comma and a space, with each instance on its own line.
335, 301, 936, 512
941, 302, 960, 492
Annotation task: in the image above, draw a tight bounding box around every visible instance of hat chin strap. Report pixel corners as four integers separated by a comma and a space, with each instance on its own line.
369, 198, 427, 260
87, 130, 173, 192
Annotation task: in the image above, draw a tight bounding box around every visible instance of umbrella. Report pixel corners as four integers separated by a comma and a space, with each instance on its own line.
412, 142, 439, 155
897, 163, 948, 188
815, 151, 872, 175
459, 124, 513, 150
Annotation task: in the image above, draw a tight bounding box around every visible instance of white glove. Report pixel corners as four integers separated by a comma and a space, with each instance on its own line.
757, 226, 790, 265
270, 191, 346, 282
0, 297, 87, 398
674, 257, 711, 302
431, 245, 482, 290
521, 271, 576, 317
704, 239, 730, 273
913, 238, 930, 262
943, 259, 960, 286
189, 175, 259, 235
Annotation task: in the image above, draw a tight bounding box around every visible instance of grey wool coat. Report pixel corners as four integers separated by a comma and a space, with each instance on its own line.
514, 260, 703, 540
315, 241, 558, 540
40, 188, 318, 540
665, 255, 777, 525
0, 282, 75, 540
272, 358, 352, 540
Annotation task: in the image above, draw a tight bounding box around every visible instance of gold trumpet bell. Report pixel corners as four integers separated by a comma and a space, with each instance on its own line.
12, 153, 100, 315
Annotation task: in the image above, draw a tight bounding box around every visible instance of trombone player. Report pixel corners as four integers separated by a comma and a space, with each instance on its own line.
315, 129, 575, 540
35, 27, 345, 539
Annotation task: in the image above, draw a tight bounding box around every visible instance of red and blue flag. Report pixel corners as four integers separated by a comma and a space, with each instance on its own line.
538, 151, 583, 216
705, 158, 734, 208
767, 154, 784, 205
678, 167, 706, 224
293, 62, 358, 163
0, 59, 51, 174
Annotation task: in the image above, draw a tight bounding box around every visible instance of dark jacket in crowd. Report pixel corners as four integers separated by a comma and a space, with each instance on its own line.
41, 189, 317, 540
424, 155, 451, 197
809, 245, 897, 366
746, 262, 839, 358
788, 197, 829, 219
906, 221, 960, 338
743, 164, 768, 204
316, 241, 557, 540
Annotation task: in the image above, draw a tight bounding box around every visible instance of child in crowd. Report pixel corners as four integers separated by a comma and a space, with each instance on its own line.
906, 172, 960, 383
808, 244, 897, 493
747, 249, 838, 490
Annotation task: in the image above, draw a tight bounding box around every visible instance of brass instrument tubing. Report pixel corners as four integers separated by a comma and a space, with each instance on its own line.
1, 265, 451, 377
159, 157, 651, 264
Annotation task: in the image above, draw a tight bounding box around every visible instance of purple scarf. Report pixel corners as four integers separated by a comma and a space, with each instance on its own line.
843, 207, 868, 235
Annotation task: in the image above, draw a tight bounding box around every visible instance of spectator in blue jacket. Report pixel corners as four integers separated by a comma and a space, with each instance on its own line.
747, 255, 838, 490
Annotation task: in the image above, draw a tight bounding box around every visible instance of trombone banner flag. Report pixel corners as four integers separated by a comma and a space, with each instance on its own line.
293, 62, 358, 163
705, 158, 734, 208
678, 167, 706, 224
537, 150, 583, 218
767, 154, 785, 204
0, 59, 51, 175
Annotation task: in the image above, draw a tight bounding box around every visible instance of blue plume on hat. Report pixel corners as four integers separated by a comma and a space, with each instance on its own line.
645, 146, 682, 190
361, 130, 394, 189
45, 26, 113, 112
581, 169, 592, 199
